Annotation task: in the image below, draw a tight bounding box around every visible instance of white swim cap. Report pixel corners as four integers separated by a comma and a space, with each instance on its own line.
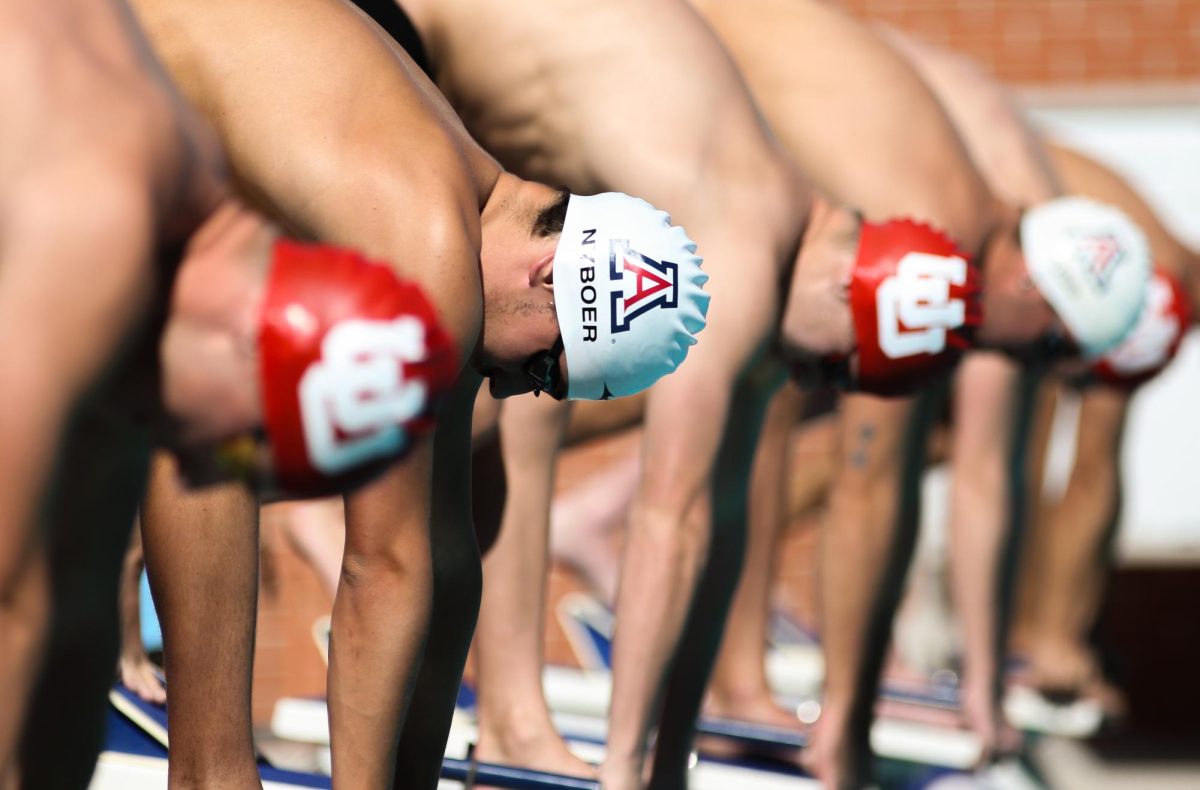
552, 193, 709, 400
1021, 197, 1151, 357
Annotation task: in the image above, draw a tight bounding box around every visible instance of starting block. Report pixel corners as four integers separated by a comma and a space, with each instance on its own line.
100, 683, 605, 790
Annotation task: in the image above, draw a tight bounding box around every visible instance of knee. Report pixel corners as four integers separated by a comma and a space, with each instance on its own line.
340, 541, 433, 599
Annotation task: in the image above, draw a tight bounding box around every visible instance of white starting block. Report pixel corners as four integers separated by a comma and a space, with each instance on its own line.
269, 695, 819, 789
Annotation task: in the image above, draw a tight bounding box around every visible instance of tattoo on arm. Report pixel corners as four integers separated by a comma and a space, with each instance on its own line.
850, 423, 876, 469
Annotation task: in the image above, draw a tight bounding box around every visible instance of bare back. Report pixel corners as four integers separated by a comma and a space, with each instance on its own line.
691, 0, 993, 252
406, 0, 791, 206
0, 0, 221, 245
882, 26, 1062, 207
129, 0, 502, 351
1049, 144, 1195, 276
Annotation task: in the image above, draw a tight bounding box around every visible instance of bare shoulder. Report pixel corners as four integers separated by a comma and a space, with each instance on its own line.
130, 0, 491, 354
0, 0, 223, 236
425, 0, 784, 192
694, 0, 991, 249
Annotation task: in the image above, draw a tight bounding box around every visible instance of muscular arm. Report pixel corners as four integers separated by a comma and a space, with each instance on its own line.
602, 163, 795, 788
813, 393, 916, 786
327, 445, 433, 787
647, 361, 786, 788
947, 352, 1023, 754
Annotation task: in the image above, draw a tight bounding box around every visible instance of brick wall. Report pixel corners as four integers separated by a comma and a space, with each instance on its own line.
842, 0, 1200, 85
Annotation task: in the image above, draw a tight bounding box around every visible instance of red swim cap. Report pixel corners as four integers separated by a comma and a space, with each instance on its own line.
259, 240, 458, 495
842, 218, 982, 396
1091, 268, 1190, 389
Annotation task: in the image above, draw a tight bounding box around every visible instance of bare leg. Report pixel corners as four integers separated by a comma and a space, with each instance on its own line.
1024, 387, 1128, 712
117, 519, 166, 704
473, 395, 592, 776
1010, 380, 1059, 657
784, 413, 840, 524
550, 450, 642, 605
706, 382, 805, 729
273, 498, 345, 601
141, 452, 261, 790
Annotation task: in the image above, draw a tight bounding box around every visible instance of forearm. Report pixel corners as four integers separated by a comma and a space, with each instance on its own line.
820, 478, 899, 715
606, 501, 710, 765
329, 539, 433, 788
818, 393, 913, 738
948, 462, 1007, 693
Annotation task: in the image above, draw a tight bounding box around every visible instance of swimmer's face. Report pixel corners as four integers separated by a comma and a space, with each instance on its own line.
479, 185, 571, 399
161, 202, 271, 447
159, 200, 275, 485
977, 211, 1074, 360
783, 199, 857, 360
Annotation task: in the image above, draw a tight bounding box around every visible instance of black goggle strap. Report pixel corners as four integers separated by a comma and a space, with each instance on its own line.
525, 336, 565, 397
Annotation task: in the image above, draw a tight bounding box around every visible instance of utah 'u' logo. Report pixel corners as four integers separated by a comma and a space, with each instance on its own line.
609, 240, 678, 333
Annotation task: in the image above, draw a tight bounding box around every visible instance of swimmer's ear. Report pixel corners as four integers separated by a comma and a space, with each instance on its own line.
531, 250, 556, 292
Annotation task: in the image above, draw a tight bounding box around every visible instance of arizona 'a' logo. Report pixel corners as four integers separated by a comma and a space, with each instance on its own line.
609, 240, 678, 333
876, 253, 968, 359
1078, 233, 1124, 289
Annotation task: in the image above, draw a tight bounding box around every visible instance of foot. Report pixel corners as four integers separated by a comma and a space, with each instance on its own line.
1021, 640, 1127, 719
473, 723, 595, 788
706, 690, 808, 729
118, 652, 166, 705
699, 693, 807, 765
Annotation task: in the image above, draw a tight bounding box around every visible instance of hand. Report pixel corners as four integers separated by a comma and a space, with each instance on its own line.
960, 674, 1020, 767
